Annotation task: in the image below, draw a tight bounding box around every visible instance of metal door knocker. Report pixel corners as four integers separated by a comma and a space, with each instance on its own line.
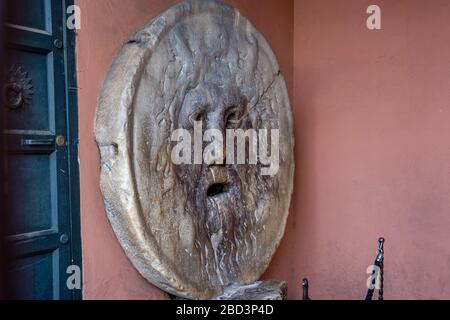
3, 65, 34, 110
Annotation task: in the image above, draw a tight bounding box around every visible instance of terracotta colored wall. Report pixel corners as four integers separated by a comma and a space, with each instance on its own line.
76, 0, 293, 300
271, 0, 450, 299
77, 0, 450, 300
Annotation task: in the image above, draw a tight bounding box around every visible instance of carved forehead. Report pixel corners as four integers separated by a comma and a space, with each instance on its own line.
160, 17, 261, 99
166, 15, 257, 67
134, 23, 273, 132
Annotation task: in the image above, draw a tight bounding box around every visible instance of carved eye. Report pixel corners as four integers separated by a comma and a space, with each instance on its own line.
189, 108, 206, 125
226, 109, 241, 128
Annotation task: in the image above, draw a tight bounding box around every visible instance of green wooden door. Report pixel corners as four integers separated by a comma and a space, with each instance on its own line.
2, 0, 81, 300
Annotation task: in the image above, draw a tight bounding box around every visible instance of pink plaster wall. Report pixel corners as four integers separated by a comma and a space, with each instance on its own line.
267, 0, 450, 299
77, 0, 450, 300
75, 0, 293, 300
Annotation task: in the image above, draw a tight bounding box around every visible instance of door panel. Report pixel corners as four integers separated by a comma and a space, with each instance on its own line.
10, 251, 57, 299
3, 0, 80, 300
4, 49, 53, 131
6, 154, 56, 235
5, 0, 52, 33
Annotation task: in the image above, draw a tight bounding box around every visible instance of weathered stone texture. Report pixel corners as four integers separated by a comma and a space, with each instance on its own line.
95, 0, 294, 299
216, 281, 287, 300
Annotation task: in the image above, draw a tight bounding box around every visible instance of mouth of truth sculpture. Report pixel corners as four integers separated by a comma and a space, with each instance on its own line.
94, 0, 294, 299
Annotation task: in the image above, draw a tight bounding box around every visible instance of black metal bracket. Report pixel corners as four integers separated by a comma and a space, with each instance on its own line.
302, 237, 385, 300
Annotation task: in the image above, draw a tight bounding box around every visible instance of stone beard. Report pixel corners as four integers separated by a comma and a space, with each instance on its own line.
95, 0, 294, 299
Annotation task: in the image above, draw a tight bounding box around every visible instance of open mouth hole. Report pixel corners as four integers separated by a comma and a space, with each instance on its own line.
207, 183, 228, 197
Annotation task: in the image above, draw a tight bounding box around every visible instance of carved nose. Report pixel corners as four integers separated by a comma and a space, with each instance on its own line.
203, 110, 226, 167
205, 110, 225, 132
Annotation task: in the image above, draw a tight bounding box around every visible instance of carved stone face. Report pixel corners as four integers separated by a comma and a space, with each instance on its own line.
95, 0, 294, 299
173, 79, 268, 288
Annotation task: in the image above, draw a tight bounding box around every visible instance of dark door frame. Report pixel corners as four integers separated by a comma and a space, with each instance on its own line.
62, 0, 82, 300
